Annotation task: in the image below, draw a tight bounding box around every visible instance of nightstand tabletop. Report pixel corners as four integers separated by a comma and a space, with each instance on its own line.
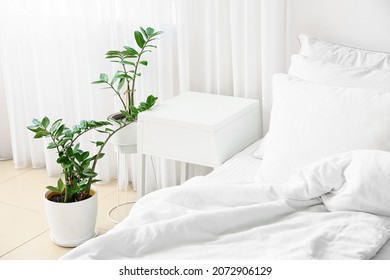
138, 91, 259, 131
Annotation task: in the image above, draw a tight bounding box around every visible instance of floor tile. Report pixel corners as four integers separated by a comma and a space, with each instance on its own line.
0, 203, 48, 257
0, 230, 70, 260
0, 168, 59, 213
94, 180, 120, 200
0, 168, 118, 214
0, 160, 30, 184
96, 187, 137, 231
0, 160, 135, 260
0, 228, 108, 260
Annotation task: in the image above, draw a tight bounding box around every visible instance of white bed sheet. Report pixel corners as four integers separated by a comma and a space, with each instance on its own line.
206, 139, 261, 183
207, 140, 390, 260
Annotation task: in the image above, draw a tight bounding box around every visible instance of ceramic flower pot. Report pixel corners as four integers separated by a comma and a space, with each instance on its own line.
43, 187, 98, 247
108, 113, 137, 153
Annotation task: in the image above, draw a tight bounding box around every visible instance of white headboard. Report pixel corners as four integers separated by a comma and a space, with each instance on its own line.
286, 0, 390, 61
262, 0, 390, 133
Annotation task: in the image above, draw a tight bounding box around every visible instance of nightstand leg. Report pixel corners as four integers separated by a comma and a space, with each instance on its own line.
180, 161, 187, 184
136, 153, 146, 199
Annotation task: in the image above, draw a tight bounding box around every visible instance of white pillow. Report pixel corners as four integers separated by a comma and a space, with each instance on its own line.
289, 54, 390, 91
298, 34, 390, 71
253, 54, 390, 160
255, 73, 390, 184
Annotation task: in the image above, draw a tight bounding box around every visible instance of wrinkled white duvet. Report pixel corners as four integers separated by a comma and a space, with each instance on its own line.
62, 150, 390, 260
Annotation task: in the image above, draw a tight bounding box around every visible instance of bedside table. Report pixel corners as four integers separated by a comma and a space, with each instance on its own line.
136, 91, 261, 198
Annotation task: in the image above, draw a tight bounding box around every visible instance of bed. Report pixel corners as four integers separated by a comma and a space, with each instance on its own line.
62, 137, 390, 260
62, 0, 390, 260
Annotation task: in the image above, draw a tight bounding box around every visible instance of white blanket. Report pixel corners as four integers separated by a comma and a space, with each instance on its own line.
62, 150, 390, 260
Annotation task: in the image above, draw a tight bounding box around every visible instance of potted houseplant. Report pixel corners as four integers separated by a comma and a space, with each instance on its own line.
27, 117, 125, 247
92, 26, 162, 151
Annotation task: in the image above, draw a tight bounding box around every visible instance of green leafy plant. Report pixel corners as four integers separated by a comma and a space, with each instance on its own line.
92, 27, 162, 122
26, 27, 163, 203
27, 117, 124, 203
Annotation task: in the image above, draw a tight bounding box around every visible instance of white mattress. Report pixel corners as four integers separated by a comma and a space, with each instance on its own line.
207, 139, 261, 182
207, 139, 390, 260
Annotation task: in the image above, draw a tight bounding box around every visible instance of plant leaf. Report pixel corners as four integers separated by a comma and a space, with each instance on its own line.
117, 78, 125, 92
140, 27, 148, 38
82, 169, 97, 177
26, 125, 40, 133
123, 47, 138, 55
34, 130, 50, 138
90, 179, 102, 184
151, 30, 163, 38
46, 186, 61, 194
115, 73, 133, 80
57, 178, 65, 193
94, 141, 104, 147
99, 73, 109, 83
91, 80, 106, 84
81, 151, 90, 161
118, 60, 135, 66
139, 60, 148, 66
106, 50, 121, 56
146, 27, 155, 36
42, 117, 50, 128
134, 31, 145, 48
49, 119, 62, 133
92, 153, 105, 161
47, 142, 57, 149
146, 95, 158, 106
105, 54, 122, 59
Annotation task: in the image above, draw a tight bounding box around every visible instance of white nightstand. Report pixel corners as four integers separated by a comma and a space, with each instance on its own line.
136, 91, 261, 198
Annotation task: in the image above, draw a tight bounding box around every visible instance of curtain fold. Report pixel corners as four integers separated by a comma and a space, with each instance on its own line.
0, 0, 287, 192
0, 57, 13, 160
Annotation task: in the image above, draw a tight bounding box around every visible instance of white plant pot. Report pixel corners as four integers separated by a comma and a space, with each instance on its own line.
108, 115, 137, 153
43, 187, 98, 247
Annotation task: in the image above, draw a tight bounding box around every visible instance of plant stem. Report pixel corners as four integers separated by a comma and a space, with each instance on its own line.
130, 37, 152, 115
121, 63, 132, 112
48, 133, 71, 202
130, 58, 141, 111
70, 128, 95, 147
85, 123, 130, 194
107, 82, 127, 110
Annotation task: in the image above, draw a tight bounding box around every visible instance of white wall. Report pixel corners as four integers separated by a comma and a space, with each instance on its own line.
286, 0, 390, 61
261, 0, 390, 132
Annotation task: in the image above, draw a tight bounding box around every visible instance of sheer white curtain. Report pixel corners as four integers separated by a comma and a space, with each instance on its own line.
176, 0, 263, 99
0, 0, 179, 186
0, 0, 287, 191
0, 57, 12, 160
173, 0, 287, 181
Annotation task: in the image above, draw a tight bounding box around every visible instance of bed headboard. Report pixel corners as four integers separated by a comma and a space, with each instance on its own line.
286, 0, 390, 58
262, 0, 390, 133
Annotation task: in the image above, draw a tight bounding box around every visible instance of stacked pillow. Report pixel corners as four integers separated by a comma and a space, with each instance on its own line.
255, 35, 390, 183
298, 34, 390, 71
288, 54, 390, 90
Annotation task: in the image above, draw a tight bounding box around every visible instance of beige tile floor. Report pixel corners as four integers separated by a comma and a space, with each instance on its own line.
0, 160, 136, 260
